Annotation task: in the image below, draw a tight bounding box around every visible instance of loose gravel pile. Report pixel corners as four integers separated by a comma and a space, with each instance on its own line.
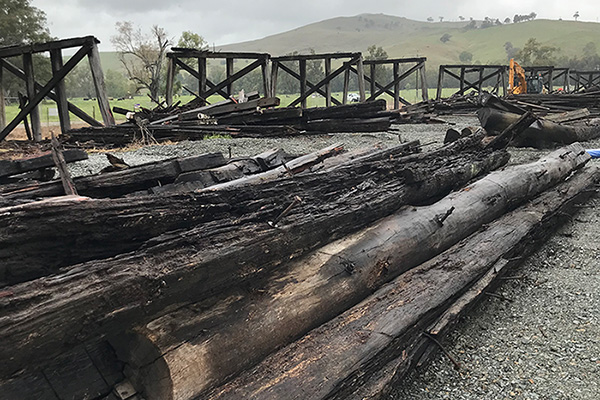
66, 117, 599, 399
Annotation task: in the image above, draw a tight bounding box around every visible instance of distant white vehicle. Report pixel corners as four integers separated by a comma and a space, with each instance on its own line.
347, 93, 360, 103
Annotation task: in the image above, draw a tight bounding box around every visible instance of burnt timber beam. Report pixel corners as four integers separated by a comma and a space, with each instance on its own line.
299, 59, 307, 108
272, 52, 359, 62
0, 44, 91, 141
165, 57, 175, 106
0, 36, 97, 59
226, 58, 234, 96
276, 62, 342, 106
168, 49, 270, 60
22, 52, 41, 141
50, 49, 71, 133
419, 61, 429, 101
0, 59, 102, 127
325, 57, 332, 106
0, 64, 4, 130
87, 43, 115, 126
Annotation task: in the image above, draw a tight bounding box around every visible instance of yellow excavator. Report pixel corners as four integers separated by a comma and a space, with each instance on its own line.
509, 59, 545, 94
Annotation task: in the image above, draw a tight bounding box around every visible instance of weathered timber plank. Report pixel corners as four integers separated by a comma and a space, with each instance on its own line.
0, 149, 87, 178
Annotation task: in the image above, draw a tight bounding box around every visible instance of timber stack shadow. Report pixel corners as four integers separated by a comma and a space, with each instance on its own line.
1, 36, 600, 400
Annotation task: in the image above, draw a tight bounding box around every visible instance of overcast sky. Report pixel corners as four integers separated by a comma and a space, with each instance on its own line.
31, 0, 599, 51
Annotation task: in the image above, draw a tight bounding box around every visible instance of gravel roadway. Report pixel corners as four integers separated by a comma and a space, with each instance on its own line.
67, 117, 599, 400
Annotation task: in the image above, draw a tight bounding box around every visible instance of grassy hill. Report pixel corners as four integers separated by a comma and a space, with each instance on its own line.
217, 14, 600, 68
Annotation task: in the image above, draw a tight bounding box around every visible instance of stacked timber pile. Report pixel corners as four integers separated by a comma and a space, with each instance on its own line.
478, 94, 600, 148
0, 129, 598, 399
65, 95, 397, 147
406, 90, 600, 120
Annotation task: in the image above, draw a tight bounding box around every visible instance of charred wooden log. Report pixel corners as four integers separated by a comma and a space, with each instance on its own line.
0, 148, 87, 179
0, 135, 508, 377
109, 144, 590, 400
0, 152, 226, 201
207, 163, 599, 400
478, 107, 600, 147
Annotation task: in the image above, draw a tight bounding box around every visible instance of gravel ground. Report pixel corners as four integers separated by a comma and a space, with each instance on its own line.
66, 116, 600, 399
67, 119, 454, 177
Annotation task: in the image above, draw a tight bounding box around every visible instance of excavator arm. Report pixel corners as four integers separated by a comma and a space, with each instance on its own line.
509, 58, 527, 95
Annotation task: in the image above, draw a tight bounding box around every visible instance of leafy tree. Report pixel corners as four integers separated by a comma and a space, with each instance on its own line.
529, 12, 537, 21
177, 31, 207, 50
427, 17, 434, 22
111, 22, 171, 103
464, 20, 477, 30
105, 69, 135, 98
504, 41, 520, 61
574, 11, 580, 21
366, 45, 388, 61
481, 17, 494, 29
440, 33, 451, 43
0, 0, 51, 46
459, 51, 473, 63
458, 16, 465, 21
439, 16, 444, 22
516, 38, 558, 66
504, 17, 512, 24
0, 0, 53, 97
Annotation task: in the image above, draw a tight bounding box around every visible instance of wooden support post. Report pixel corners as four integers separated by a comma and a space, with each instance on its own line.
23, 53, 42, 141
270, 61, 278, 97
0, 64, 5, 131
325, 57, 332, 107
88, 43, 115, 126
459, 67, 465, 95
343, 67, 350, 105
356, 56, 366, 102
478, 68, 484, 93
226, 58, 234, 96
370, 64, 376, 98
299, 59, 307, 108
51, 133, 78, 196
198, 57, 207, 98
261, 58, 271, 97
165, 57, 175, 106
393, 62, 400, 109
548, 68, 554, 92
436, 66, 444, 101
420, 62, 429, 101
50, 49, 71, 133
501, 68, 507, 96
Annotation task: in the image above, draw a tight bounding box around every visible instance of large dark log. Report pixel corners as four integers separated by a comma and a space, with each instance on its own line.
0, 146, 339, 284
302, 117, 391, 133
207, 163, 600, 400
302, 99, 387, 120
0, 152, 226, 201
478, 107, 600, 147
0, 149, 87, 179
110, 144, 589, 400
0, 136, 508, 377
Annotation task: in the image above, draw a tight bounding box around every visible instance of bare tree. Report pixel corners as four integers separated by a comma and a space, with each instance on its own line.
574, 11, 580, 21
111, 22, 171, 103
